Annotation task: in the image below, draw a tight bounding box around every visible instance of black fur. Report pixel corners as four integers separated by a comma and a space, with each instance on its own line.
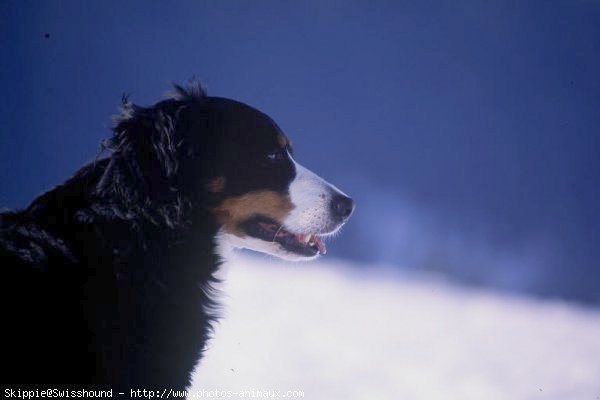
0, 83, 292, 390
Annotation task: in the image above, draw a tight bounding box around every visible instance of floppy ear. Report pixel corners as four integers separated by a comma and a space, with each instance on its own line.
97, 97, 185, 210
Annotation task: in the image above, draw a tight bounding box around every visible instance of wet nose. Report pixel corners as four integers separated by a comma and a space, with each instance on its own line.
330, 194, 355, 220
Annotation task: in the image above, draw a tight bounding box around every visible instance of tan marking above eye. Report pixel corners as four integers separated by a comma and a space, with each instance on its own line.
277, 134, 289, 149
213, 190, 294, 237
206, 177, 226, 193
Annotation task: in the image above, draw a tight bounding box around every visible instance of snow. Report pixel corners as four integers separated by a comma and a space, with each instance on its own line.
189, 253, 600, 400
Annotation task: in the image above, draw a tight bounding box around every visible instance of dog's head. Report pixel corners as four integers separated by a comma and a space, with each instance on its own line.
105, 83, 354, 261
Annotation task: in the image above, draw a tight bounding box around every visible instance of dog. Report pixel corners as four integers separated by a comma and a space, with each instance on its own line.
0, 82, 354, 390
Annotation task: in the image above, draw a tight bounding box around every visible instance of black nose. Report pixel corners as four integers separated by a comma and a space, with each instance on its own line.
330, 194, 355, 220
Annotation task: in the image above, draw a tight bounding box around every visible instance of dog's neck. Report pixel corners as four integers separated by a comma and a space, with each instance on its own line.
20, 158, 222, 285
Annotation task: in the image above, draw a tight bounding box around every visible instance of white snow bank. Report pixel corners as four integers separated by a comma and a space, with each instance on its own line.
189, 254, 600, 400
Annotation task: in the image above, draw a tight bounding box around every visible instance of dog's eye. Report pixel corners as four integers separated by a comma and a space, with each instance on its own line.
266, 150, 286, 162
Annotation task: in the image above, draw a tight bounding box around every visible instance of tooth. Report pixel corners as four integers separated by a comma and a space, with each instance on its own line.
304, 234, 312, 244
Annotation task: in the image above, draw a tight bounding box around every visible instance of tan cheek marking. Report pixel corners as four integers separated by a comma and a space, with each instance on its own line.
213, 190, 294, 237
206, 177, 226, 193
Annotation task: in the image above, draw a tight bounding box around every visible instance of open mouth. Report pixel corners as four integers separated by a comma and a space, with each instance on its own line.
239, 216, 326, 257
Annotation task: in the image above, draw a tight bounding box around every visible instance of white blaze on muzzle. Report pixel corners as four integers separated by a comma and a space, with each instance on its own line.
284, 156, 349, 236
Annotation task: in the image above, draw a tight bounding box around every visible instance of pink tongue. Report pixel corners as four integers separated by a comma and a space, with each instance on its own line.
295, 234, 327, 255
314, 236, 327, 255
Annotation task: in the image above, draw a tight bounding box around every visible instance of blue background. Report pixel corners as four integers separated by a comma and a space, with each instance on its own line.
1, 1, 599, 303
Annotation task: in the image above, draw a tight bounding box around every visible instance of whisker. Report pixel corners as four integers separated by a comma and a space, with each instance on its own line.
272, 224, 284, 242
